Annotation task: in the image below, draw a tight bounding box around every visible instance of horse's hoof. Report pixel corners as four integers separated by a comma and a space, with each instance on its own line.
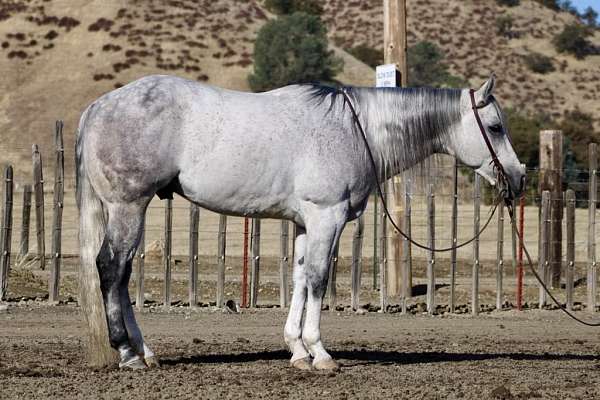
145, 356, 161, 368
313, 358, 340, 371
119, 357, 147, 370
291, 357, 313, 370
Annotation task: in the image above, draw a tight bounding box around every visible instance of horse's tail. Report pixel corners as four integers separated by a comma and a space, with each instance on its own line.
76, 105, 116, 366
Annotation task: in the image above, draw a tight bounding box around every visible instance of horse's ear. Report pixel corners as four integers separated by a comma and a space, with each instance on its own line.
475, 73, 496, 106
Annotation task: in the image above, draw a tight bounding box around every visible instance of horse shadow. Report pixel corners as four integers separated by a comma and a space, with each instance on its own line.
411, 283, 449, 296
161, 349, 599, 367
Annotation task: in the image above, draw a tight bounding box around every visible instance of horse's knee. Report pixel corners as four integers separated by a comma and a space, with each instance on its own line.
306, 265, 328, 299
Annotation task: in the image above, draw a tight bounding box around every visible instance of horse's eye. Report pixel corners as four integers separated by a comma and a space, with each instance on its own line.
489, 124, 503, 134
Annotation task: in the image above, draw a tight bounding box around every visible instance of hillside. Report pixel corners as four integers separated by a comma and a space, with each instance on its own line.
0, 0, 598, 183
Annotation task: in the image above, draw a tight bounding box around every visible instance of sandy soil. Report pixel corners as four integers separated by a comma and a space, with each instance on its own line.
1, 304, 600, 400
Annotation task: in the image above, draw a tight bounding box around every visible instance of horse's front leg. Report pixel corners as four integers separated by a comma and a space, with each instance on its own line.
301, 203, 347, 371
284, 226, 312, 369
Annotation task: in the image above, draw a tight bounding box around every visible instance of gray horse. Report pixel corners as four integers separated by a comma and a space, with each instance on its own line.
76, 74, 525, 370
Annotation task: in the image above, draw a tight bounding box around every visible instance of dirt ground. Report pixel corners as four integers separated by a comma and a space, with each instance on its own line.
2, 304, 600, 400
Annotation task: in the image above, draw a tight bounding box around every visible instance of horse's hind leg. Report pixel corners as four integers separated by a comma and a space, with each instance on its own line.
97, 201, 149, 369
120, 281, 159, 367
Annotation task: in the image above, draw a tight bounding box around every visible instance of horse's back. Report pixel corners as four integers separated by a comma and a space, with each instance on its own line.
80, 75, 366, 219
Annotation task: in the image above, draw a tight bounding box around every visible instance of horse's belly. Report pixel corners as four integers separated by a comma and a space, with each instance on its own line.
178, 166, 296, 220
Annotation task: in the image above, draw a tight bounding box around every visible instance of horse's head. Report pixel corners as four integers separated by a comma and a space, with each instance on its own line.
452, 74, 526, 200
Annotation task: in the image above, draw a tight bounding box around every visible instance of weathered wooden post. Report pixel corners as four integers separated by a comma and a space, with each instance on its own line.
351, 216, 364, 310
328, 244, 339, 310
382, 0, 407, 298
401, 178, 412, 314
280, 220, 290, 308
539, 130, 563, 288
378, 184, 388, 312
135, 222, 145, 310
49, 121, 64, 302
565, 189, 575, 311
19, 185, 32, 260
496, 201, 504, 310
426, 184, 435, 314
189, 204, 199, 307
517, 195, 525, 311
472, 174, 481, 315
539, 190, 550, 308
241, 217, 249, 308
0, 165, 13, 300
32, 144, 45, 270
163, 199, 172, 310
250, 218, 261, 307
216, 214, 227, 308
373, 197, 378, 291
588, 143, 598, 313
450, 159, 458, 313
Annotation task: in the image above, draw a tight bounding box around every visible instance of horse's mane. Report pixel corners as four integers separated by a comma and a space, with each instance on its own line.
302, 83, 463, 181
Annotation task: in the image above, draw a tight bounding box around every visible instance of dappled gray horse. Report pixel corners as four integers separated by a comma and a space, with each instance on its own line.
76, 74, 525, 370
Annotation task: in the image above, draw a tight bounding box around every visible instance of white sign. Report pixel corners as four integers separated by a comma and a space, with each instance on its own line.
375, 64, 399, 88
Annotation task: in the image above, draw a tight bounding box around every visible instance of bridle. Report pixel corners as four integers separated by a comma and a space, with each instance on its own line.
339, 87, 505, 252
469, 88, 513, 206
339, 86, 600, 326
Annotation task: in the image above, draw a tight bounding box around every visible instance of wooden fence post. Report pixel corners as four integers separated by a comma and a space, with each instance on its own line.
539, 130, 563, 288
216, 214, 227, 308
511, 198, 517, 297
496, 201, 504, 310
351, 215, 364, 310
426, 184, 435, 314
539, 190, 550, 308
163, 199, 172, 310
250, 218, 261, 307
49, 121, 64, 302
517, 195, 525, 311
32, 144, 45, 270
19, 185, 32, 260
588, 143, 597, 313
328, 244, 339, 310
280, 220, 290, 308
241, 217, 249, 308
135, 221, 145, 310
472, 174, 481, 315
0, 165, 13, 300
373, 196, 378, 290
401, 177, 412, 314
379, 186, 388, 312
450, 160, 458, 313
189, 204, 199, 308
565, 189, 575, 311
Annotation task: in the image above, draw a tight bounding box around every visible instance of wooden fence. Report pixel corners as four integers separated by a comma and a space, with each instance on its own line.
0, 124, 598, 315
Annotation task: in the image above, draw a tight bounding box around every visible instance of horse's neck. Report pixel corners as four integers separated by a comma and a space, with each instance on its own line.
356, 87, 461, 179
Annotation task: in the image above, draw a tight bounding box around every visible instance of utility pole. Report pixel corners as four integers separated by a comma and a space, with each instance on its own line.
383, 0, 408, 298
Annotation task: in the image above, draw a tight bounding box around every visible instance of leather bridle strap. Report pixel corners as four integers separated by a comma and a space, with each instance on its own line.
469, 89, 511, 200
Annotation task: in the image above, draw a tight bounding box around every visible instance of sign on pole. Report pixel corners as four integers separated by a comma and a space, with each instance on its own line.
376, 64, 400, 88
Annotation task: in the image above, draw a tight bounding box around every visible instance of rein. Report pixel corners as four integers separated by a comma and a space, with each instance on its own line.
340, 87, 600, 326
339, 88, 502, 253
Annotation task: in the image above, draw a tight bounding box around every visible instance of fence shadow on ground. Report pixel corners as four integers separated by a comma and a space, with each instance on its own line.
160, 349, 600, 367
